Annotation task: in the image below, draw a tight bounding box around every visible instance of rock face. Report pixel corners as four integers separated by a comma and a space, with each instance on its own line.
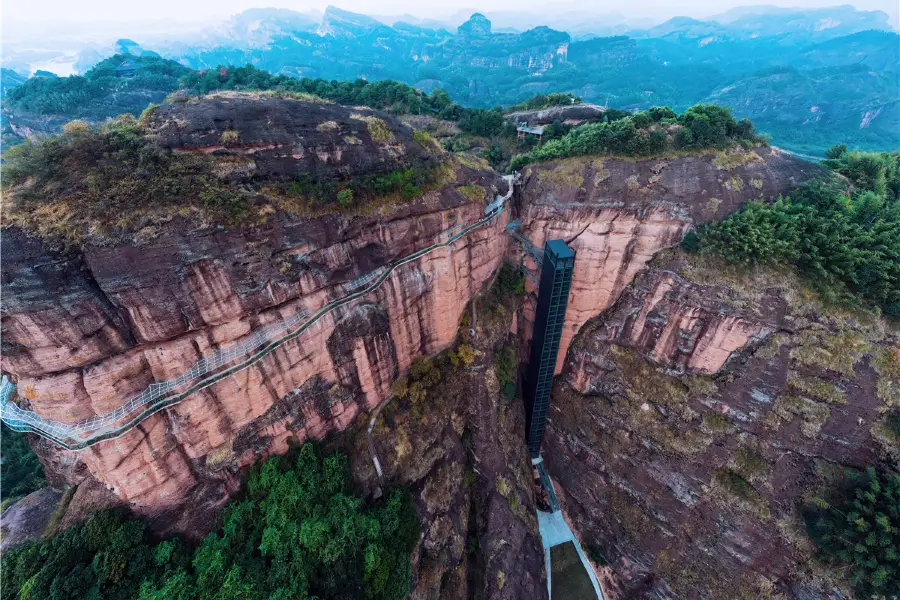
505, 103, 607, 126
515, 147, 822, 373
2, 164, 509, 531
345, 297, 548, 600
3, 123, 836, 596
546, 252, 899, 598
0, 488, 64, 552
571, 269, 779, 378
145, 94, 435, 183
458, 13, 492, 37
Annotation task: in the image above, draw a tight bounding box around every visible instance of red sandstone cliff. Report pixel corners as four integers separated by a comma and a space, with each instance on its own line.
514, 148, 820, 373
547, 252, 899, 599
3, 95, 850, 598
3, 184, 510, 516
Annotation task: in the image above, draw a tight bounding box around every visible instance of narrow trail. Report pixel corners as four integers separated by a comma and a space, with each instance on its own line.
2, 176, 517, 451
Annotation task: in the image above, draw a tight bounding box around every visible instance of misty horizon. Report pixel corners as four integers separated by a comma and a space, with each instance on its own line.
4, 0, 899, 33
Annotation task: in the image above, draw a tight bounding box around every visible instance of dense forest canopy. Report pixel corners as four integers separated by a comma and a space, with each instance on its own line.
688, 147, 900, 315
804, 467, 900, 598
0, 425, 46, 509
0, 443, 419, 600
504, 92, 582, 112
4, 55, 191, 119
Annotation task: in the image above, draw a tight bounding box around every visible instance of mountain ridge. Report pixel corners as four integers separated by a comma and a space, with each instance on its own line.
1, 5, 897, 155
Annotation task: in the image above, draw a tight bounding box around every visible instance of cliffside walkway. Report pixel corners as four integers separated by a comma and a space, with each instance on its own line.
1, 176, 517, 450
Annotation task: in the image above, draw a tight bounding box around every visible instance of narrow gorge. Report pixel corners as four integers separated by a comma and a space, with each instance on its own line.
2, 94, 896, 599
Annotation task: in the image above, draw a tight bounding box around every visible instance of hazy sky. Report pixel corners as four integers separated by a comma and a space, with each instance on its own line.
5, 0, 898, 26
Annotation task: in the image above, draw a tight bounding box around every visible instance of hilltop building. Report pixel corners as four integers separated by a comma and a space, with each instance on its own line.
115, 60, 139, 78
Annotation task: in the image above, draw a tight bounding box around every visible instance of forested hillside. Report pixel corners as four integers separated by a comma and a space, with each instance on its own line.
163, 10, 899, 155
2, 7, 897, 155
3, 55, 190, 120
0, 444, 418, 600
689, 147, 900, 315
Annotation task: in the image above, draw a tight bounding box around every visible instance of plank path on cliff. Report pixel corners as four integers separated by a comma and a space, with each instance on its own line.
0, 176, 517, 450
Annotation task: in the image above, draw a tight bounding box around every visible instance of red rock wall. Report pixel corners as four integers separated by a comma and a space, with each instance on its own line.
3, 146, 824, 537
569, 269, 779, 379
547, 256, 899, 599
2, 182, 509, 525
515, 147, 821, 373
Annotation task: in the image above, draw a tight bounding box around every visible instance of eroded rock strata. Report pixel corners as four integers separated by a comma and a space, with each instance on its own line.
4, 186, 510, 524
514, 148, 820, 372
5, 98, 874, 599
343, 301, 547, 600
548, 251, 899, 599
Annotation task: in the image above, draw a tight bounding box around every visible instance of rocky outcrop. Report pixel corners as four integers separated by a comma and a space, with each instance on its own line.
2, 162, 508, 531
568, 268, 781, 381
515, 147, 822, 373
505, 103, 607, 126
547, 250, 899, 599
3, 114, 832, 595
3, 137, 820, 516
345, 297, 547, 600
145, 93, 435, 182
0, 487, 64, 551
458, 13, 493, 37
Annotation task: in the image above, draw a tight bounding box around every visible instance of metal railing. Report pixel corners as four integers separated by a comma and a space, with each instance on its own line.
506, 220, 544, 268
0, 309, 308, 447
1, 177, 515, 450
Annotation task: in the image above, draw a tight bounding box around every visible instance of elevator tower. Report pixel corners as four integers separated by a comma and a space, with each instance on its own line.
524, 239, 575, 458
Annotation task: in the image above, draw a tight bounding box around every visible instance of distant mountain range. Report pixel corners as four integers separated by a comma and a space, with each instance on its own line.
2, 4, 898, 155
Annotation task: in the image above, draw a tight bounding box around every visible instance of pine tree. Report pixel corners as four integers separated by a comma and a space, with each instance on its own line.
805, 467, 900, 599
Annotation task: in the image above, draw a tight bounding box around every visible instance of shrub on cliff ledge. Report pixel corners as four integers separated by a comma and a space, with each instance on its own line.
495, 345, 518, 401
508, 104, 763, 171
286, 163, 441, 211
691, 149, 900, 315
1, 117, 256, 241
804, 467, 900, 599
1, 113, 449, 240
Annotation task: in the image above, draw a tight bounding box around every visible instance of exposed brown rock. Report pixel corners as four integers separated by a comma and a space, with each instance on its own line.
515, 147, 822, 373
0, 488, 64, 551
344, 292, 547, 600
2, 123, 835, 597
547, 251, 899, 599
144, 94, 433, 183
2, 165, 509, 521
505, 103, 607, 125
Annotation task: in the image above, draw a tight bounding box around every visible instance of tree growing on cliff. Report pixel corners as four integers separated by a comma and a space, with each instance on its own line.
0, 424, 46, 508
143, 443, 419, 600
690, 151, 900, 315
0, 509, 186, 600
804, 467, 900, 599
